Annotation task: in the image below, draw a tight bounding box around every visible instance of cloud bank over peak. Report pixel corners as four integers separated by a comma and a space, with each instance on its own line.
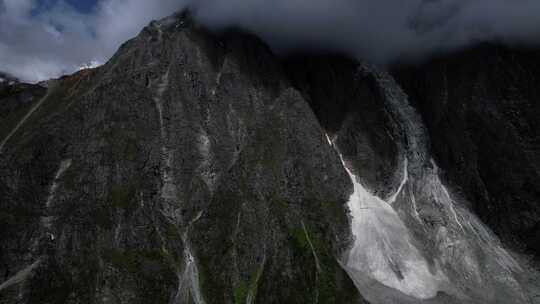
1, 0, 540, 82
191, 0, 540, 63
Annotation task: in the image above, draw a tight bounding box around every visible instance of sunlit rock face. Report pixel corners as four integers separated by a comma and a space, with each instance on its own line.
1, 12, 540, 304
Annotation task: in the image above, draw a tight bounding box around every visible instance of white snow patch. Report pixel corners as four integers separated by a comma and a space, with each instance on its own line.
41, 159, 72, 230
45, 159, 72, 209
211, 71, 222, 96
0, 87, 52, 153
77, 60, 101, 71
301, 220, 322, 273
387, 158, 408, 204
350, 64, 532, 303
340, 153, 445, 299
0, 260, 41, 292
175, 244, 205, 304
409, 192, 423, 224
325, 133, 333, 146
197, 131, 218, 192
153, 71, 177, 201
175, 211, 206, 304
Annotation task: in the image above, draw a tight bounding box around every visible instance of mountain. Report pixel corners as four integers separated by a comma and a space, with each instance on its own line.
0, 13, 362, 304
394, 46, 540, 258
0, 12, 539, 304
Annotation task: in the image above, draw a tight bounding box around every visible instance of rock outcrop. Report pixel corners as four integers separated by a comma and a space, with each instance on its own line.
395, 45, 540, 258
285, 55, 540, 304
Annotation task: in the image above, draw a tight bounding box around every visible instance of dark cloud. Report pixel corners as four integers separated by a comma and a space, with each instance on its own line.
191, 0, 540, 63
1, 0, 540, 82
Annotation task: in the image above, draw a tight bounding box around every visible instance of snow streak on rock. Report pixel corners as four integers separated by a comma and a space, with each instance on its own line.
153, 71, 177, 203
0, 260, 41, 292
336, 149, 445, 299
175, 211, 205, 304
335, 64, 533, 303
0, 87, 52, 153
149, 62, 205, 304
387, 158, 408, 205
45, 159, 72, 209
42, 159, 72, 233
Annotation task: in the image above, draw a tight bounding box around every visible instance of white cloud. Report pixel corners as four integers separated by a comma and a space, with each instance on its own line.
0, 0, 186, 82
1, 0, 540, 82
192, 0, 540, 64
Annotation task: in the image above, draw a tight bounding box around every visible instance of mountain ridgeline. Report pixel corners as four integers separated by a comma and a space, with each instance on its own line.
0, 12, 539, 304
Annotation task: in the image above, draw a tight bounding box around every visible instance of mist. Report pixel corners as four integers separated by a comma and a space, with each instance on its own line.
191, 0, 540, 63
1, 0, 540, 82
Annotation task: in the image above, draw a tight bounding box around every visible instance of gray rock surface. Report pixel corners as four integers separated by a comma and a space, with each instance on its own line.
285, 55, 540, 304
0, 13, 364, 304
283, 55, 401, 199
394, 45, 540, 258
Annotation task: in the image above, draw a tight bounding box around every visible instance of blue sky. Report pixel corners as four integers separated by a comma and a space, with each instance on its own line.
0, 0, 185, 82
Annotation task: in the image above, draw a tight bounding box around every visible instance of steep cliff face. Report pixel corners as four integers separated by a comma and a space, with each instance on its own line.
283, 55, 400, 199
285, 57, 540, 304
394, 46, 540, 258
0, 13, 362, 304
0, 82, 46, 149
1, 12, 540, 304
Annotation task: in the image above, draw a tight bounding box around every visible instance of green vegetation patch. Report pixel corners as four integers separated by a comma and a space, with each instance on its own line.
234, 281, 248, 304
103, 248, 172, 276
234, 261, 266, 304
108, 181, 141, 215
290, 227, 310, 252
288, 220, 355, 303
110, 184, 135, 209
